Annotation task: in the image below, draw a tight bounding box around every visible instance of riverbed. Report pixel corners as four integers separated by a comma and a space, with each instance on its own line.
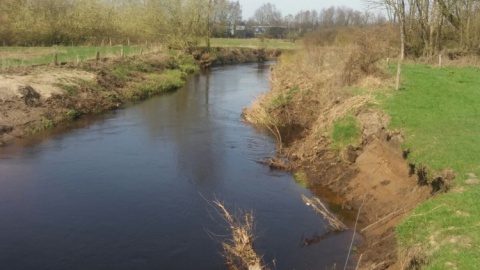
0, 63, 358, 269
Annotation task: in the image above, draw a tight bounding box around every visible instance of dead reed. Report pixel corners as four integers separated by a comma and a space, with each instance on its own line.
302, 195, 347, 232
213, 200, 266, 270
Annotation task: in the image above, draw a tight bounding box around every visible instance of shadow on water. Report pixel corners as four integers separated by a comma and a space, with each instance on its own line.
0, 62, 361, 270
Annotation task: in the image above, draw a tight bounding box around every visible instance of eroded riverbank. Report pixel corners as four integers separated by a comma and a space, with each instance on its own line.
242, 45, 453, 269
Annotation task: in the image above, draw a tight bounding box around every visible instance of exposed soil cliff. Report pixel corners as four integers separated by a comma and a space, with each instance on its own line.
242, 45, 451, 269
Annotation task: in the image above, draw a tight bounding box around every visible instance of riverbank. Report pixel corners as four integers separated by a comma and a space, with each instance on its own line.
0, 47, 279, 145
244, 44, 479, 269
243, 45, 428, 269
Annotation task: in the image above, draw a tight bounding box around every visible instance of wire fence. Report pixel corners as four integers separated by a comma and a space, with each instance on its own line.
0, 42, 164, 69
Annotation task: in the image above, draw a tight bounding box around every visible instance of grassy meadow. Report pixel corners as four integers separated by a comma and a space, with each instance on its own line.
0, 39, 295, 69
381, 64, 480, 269
0, 45, 145, 69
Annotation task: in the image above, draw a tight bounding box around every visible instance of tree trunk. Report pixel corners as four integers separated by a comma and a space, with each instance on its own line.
396, 0, 406, 91
435, 0, 461, 30
206, 0, 212, 51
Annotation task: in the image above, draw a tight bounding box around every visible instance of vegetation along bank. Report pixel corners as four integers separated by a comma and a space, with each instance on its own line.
2, 0, 480, 269
0, 46, 280, 145
244, 25, 480, 269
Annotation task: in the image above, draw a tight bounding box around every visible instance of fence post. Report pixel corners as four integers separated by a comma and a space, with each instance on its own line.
96, 51, 100, 61
53, 51, 58, 65
438, 54, 442, 68
109, 38, 112, 47
127, 38, 130, 47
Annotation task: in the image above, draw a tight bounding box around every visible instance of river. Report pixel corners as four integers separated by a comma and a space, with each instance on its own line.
0, 63, 359, 269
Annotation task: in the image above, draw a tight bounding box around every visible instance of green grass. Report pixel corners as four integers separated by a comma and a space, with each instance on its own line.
330, 114, 362, 151
111, 58, 153, 81
0, 46, 143, 69
132, 70, 186, 99
381, 64, 480, 269
268, 86, 298, 110
0, 40, 293, 69
206, 38, 297, 49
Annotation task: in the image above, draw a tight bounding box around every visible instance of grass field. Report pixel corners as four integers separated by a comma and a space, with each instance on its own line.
0, 39, 295, 69
0, 46, 144, 69
380, 64, 480, 269
208, 38, 297, 49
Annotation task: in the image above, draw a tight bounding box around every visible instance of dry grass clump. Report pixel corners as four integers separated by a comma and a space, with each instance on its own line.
244, 26, 394, 163
245, 46, 352, 129
342, 26, 398, 86
302, 195, 348, 232
213, 200, 266, 270
246, 26, 395, 128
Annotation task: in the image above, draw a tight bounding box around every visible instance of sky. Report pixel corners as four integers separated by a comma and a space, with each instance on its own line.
240, 0, 366, 19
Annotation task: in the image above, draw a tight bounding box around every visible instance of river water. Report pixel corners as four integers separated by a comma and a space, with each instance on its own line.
0, 63, 359, 269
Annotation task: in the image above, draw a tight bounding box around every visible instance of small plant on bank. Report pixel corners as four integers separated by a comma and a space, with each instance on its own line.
268, 86, 298, 110
293, 171, 308, 188
41, 118, 55, 130
66, 110, 79, 121
179, 64, 200, 73
54, 82, 79, 95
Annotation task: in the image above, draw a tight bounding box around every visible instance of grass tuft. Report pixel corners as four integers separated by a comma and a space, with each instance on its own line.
330, 114, 361, 151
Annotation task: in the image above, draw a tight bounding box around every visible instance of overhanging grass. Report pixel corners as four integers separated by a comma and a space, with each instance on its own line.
126, 69, 186, 101
381, 64, 480, 269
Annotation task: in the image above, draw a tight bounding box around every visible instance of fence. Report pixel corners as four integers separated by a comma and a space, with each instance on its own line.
0, 42, 164, 69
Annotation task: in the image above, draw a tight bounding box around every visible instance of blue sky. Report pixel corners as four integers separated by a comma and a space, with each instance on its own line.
240, 0, 366, 19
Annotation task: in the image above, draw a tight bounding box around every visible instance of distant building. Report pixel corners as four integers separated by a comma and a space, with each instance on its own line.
252, 26, 287, 39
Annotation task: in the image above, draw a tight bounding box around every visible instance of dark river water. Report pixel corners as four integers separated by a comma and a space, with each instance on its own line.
0, 63, 359, 269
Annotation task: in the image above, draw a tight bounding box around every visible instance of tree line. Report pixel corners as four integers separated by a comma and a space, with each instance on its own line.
0, 0, 240, 48
364, 0, 480, 56
0, 0, 387, 47
3, 0, 475, 56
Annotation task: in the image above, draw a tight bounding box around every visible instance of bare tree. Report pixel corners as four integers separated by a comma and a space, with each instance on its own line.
363, 0, 405, 90
252, 3, 282, 26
